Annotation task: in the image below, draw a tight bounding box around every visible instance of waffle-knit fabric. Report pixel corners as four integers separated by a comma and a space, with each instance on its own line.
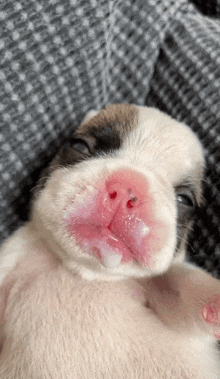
0, 0, 220, 276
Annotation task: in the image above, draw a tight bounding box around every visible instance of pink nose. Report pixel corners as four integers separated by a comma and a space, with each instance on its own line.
104, 170, 152, 259
105, 169, 148, 217
68, 168, 166, 267
107, 182, 139, 209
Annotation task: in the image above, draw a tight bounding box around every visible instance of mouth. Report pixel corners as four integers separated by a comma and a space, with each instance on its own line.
67, 213, 162, 269
69, 222, 136, 268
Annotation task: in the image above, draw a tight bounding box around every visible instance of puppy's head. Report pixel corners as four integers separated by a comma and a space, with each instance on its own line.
31, 104, 204, 280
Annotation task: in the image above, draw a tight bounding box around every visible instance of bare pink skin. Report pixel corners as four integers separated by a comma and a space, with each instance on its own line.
68, 169, 167, 267
202, 295, 220, 325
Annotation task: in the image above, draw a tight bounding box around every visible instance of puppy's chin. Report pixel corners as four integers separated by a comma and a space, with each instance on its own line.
31, 221, 176, 282
62, 246, 176, 281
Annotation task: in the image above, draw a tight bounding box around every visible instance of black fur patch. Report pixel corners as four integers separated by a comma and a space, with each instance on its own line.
88, 124, 121, 153
57, 124, 121, 165
175, 186, 198, 254
34, 123, 122, 195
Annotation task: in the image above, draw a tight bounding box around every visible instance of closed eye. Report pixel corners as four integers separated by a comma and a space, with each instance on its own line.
68, 138, 91, 155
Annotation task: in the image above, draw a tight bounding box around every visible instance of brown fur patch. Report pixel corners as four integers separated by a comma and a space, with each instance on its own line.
78, 103, 139, 139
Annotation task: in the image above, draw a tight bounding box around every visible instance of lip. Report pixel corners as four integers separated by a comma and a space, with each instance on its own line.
66, 205, 166, 268
69, 222, 134, 266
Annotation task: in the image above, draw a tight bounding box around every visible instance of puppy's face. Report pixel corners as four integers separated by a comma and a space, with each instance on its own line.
32, 104, 204, 280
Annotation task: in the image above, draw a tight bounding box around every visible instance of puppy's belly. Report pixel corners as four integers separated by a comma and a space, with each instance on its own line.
0, 261, 215, 379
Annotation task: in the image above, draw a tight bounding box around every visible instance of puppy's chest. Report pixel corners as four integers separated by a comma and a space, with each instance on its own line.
51, 274, 152, 330
4, 263, 215, 379
16, 269, 160, 347
16, 273, 214, 378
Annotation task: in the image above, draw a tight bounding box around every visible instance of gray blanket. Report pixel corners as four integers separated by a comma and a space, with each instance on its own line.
0, 0, 220, 276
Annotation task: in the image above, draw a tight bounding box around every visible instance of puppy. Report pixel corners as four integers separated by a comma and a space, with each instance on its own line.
0, 104, 220, 378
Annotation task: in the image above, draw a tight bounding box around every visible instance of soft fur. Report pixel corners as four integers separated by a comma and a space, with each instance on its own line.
0, 104, 220, 378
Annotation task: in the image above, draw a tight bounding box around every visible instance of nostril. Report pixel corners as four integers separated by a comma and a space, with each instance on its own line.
127, 197, 138, 208
109, 191, 117, 199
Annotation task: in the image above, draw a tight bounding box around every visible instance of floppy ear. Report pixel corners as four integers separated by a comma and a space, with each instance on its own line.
141, 262, 220, 339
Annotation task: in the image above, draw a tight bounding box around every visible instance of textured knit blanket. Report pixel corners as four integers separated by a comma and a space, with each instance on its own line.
0, 0, 220, 276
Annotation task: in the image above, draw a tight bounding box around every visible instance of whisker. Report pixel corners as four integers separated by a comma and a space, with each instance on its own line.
177, 234, 195, 252
177, 223, 194, 232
